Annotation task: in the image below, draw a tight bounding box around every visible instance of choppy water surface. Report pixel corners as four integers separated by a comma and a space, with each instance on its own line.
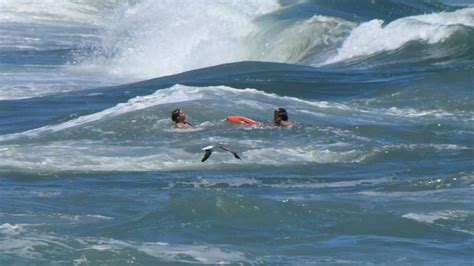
0, 0, 473, 264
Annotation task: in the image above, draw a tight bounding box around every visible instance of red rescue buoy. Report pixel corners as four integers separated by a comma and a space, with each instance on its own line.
226, 115, 257, 125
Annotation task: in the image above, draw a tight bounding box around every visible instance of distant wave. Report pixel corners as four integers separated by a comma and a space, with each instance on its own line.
0, 0, 119, 26
75, 1, 472, 79
324, 8, 474, 65
3, 0, 468, 74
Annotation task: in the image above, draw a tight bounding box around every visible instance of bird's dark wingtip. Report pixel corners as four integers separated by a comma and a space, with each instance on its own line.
201, 150, 212, 162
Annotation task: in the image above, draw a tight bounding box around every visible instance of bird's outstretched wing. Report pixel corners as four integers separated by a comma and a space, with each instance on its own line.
201, 144, 241, 162
216, 145, 241, 160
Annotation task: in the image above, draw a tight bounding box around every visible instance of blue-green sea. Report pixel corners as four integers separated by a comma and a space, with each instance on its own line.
0, 0, 473, 264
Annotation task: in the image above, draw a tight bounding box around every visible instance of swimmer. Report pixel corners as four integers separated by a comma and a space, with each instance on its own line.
274, 107, 293, 127
171, 108, 192, 128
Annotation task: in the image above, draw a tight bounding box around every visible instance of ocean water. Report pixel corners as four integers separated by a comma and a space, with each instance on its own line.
0, 0, 473, 264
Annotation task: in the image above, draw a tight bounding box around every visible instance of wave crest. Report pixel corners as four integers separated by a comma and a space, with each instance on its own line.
77, 0, 281, 79
324, 7, 474, 65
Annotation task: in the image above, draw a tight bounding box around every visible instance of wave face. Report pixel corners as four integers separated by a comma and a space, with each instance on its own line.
77, 0, 474, 79
1, 0, 473, 265
324, 7, 474, 65
76, 0, 281, 79
1, 0, 473, 99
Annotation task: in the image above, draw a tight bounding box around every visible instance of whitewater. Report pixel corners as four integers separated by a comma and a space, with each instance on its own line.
0, 0, 473, 264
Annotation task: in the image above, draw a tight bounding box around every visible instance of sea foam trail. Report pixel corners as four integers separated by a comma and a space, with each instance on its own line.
0, 84, 467, 173
0, 83, 468, 143
0, 85, 207, 142
324, 7, 474, 64
0, 85, 372, 173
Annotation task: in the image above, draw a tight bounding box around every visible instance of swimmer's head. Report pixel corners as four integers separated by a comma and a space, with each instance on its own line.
274, 108, 288, 125
171, 108, 185, 122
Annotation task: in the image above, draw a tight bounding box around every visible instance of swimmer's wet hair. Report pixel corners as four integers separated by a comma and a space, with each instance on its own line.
171, 108, 181, 122
274, 108, 288, 123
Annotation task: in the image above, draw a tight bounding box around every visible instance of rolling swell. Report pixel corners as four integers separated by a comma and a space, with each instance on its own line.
0, 61, 424, 135
323, 7, 474, 67
331, 27, 474, 69
274, 0, 454, 23
0, 78, 470, 175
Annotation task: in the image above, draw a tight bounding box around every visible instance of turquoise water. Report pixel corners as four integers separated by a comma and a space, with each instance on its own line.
0, 0, 473, 264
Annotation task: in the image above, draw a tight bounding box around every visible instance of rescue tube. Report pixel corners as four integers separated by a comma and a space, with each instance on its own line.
226, 115, 257, 125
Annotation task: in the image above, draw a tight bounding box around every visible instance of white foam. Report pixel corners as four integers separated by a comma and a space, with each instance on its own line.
383, 107, 472, 122
325, 7, 474, 64
81, 0, 280, 79
0, 139, 368, 173
0, 84, 353, 142
167, 177, 261, 189
0, 229, 73, 259
270, 176, 392, 189
0, 143, 196, 172
138, 242, 248, 264
55, 213, 114, 222
243, 146, 366, 165
308, 104, 472, 125
0, 238, 40, 259
402, 212, 450, 223
359, 190, 442, 198
380, 143, 469, 152
0, 223, 24, 235
0, 84, 205, 142
451, 228, 474, 236
76, 237, 249, 264
0, 85, 379, 173
73, 255, 89, 266
402, 210, 474, 224
0, 0, 117, 26
32, 191, 63, 198
0, 227, 249, 263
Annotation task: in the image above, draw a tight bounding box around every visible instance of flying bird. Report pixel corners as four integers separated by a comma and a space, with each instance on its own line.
201, 145, 241, 162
